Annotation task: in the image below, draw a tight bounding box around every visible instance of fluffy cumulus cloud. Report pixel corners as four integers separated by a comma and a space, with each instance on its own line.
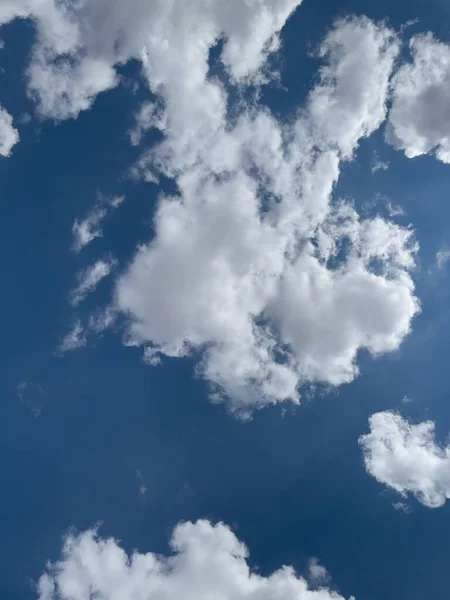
37, 520, 352, 600
359, 411, 450, 508
69, 258, 117, 306
115, 15, 419, 413
1, 3, 421, 412
0, 105, 19, 156
387, 33, 450, 162
0, 0, 302, 119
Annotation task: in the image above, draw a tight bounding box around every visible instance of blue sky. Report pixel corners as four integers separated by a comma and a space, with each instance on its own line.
2, 1, 450, 599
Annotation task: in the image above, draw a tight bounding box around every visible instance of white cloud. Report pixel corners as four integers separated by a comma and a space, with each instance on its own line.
0, 0, 304, 120
0, 105, 19, 156
359, 411, 450, 508
386, 201, 405, 218
0, 0, 57, 26
371, 152, 389, 174
392, 501, 411, 513
0, 1, 104, 119
88, 306, 117, 334
72, 207, 107, 253
28, 53, 118, 121
436, 248, 450, 269
72, 194, 124, 252
308, 558, 330, 587
306, 17, 399, 159
58, 321, 86, 354
135, 469, 147, 496
16, 380, 45, 417
70, 258, 117, 306
129, 101, 165, 147
4, 4, 420, 412
115, 16, 419, 414
108, 194, 125, 208
37, 520, 352, 600
387, 33, 450, 162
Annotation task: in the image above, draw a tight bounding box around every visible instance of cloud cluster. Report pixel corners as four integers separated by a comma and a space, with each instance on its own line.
1, 4, 421, 412
0, 0, 303, 120
388, 34, 450, 162
359, 411, 450, 508
115, 16, 419, 412
37, 520, 352, 600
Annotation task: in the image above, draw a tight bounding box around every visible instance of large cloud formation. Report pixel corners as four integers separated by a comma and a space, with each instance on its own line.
359, 411, 450, 508
115, 15, 419, 412
37, 520, 352, 600
1, 0, 302, 119
387, 33, 450, 162
0, 4, 421, 412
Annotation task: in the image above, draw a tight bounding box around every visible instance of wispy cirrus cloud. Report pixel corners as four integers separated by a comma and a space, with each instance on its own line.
58, 321, 86, 354
436, 248, 450, 270
69, 258, 117, 307
72, 194, 124, 253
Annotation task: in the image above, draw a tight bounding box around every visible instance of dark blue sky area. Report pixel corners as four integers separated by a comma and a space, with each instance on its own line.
2, 2, 450, 600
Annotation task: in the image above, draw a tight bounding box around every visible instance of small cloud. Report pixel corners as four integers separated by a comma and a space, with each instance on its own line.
88, 306, 117, 334
143, 346, 162, 366
17, 380, 46, 417
436, 248, 450, 270
129, 101, 165, 146
393, 501, 412, 513
308, 558, 330, 587
136, 470, 147, 496
0, 105, 19, 157
386, 201, 405, 218
96, 191, 125, 209
72, 206, 107, 252
360, 411, 450, 508
72, 193, 125, 252
400, 18, 420, 33
16, 381, 27, 398
108, 195, 125, 208
401, 395, 412, 404
18, 112, 32, 125
371, 152, 389, 174
58, 321, 86, 354
69, 257, 117, 306
363, 194, 405, 219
